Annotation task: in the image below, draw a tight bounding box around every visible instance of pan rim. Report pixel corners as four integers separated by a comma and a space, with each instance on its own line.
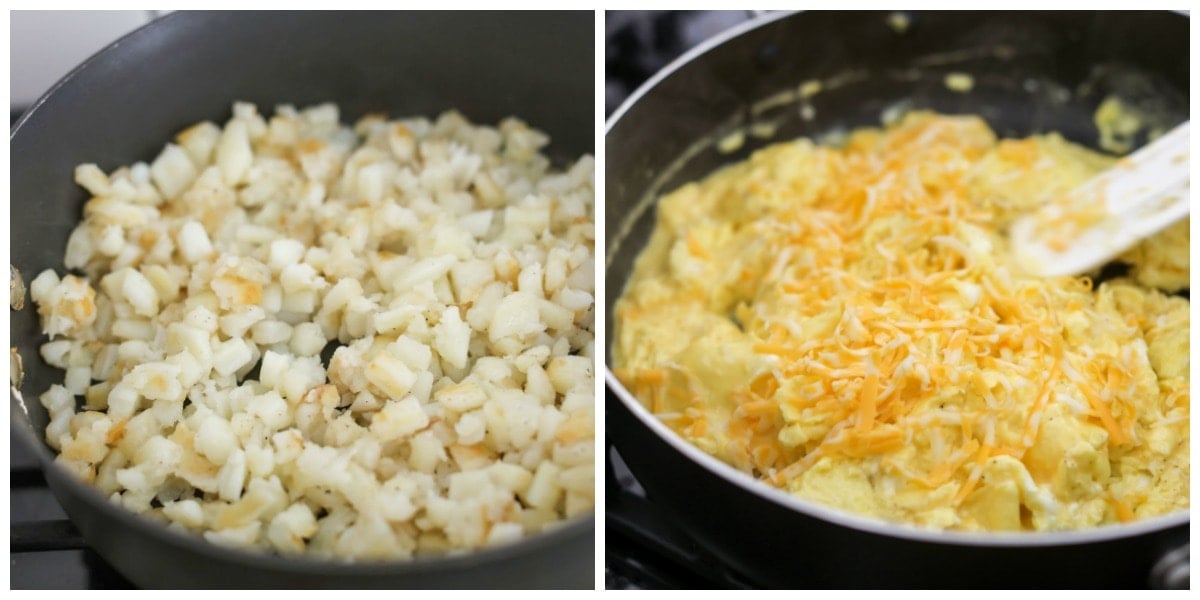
603, 8, 1189, 548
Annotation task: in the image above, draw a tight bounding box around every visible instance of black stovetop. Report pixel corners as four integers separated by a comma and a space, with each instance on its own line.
605, 10, 758, 118
604, 439, 759, 589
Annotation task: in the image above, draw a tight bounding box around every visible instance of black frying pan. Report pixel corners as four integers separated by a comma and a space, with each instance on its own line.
605, 10, 1188, 589
11, 10, 594, 589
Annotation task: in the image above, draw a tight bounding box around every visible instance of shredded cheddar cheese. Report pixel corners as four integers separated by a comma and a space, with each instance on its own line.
614, 112, 1189, 532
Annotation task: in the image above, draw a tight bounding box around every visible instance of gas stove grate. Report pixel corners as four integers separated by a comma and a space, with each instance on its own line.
10, 428, 134, 589
604, 439, 758, 590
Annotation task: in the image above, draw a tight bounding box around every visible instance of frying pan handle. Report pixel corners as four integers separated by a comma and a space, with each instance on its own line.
1149, 544, 1189, 589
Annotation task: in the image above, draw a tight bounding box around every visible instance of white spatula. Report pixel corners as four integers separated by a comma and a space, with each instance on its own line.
1011, 121, 1189, 277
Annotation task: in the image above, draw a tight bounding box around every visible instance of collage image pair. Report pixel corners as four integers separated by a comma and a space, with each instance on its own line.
9, 10, 1189, 590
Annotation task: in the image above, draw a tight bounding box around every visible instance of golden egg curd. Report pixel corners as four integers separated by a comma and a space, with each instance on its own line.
613, 112, 1189, 532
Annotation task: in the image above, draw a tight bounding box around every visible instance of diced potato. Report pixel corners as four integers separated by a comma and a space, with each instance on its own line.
150, 143, 198, 200
27, 101, 594, 560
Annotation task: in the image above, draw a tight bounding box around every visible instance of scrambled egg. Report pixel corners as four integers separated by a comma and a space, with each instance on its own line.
613, 112, 1189, 532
